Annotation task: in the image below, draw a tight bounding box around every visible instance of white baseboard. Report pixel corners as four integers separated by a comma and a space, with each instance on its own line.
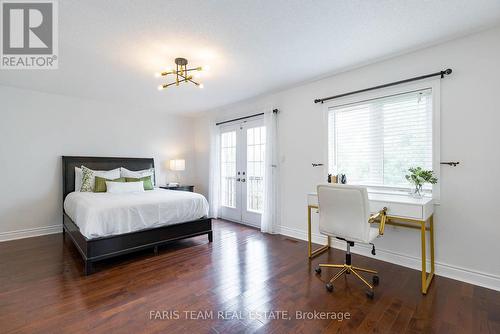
0, 225, 62, 242
219, 217, 261, 229
278, 225, 500, 292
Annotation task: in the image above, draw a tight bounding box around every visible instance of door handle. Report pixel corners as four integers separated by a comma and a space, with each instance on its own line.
236, 178, 241, 182
241, 179, 246, 182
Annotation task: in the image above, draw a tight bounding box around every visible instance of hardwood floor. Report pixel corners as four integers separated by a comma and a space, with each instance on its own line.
0, 220, 498, 333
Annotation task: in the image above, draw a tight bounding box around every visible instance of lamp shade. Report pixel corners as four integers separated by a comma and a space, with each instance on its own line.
169, 159, 185, 171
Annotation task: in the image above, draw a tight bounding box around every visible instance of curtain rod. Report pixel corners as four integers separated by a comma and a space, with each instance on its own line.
215, 109, 279, 126
314, 68, 452, 104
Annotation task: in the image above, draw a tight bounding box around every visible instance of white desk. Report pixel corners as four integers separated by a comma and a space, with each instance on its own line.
307, 192, 435, 294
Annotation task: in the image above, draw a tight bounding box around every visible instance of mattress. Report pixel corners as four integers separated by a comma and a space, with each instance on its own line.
64, 188, 209, 239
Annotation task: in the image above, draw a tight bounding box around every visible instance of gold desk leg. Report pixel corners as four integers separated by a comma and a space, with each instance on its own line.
421, 215, 435, 294
308, 205, 330, 259
308, 205, 312, 257
430, 215, 435, 273
421, 220, 427, 294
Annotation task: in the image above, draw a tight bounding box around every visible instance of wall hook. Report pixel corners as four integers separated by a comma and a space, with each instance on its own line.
440, 161, 460, 167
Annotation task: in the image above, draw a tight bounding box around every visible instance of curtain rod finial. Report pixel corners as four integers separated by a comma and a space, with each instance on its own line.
441, 68, 452, 77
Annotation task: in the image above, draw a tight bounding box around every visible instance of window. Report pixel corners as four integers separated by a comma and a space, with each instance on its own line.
328, 88, 433, 190
246, 126, 266, 212
221, 131, 236, 207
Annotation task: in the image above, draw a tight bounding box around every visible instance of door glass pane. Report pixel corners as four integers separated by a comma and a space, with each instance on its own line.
221, 131, 236, 208
246, 126, 266, 212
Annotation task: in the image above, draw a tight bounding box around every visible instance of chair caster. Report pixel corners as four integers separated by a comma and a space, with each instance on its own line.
326, 283, 334, 292
372, 275, 379, 286
366, 290, 374, 299
315, 267, 322, 275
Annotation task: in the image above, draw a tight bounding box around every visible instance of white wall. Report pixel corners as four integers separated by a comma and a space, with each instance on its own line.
193, 26, 500, 290
0, 86, 196, 240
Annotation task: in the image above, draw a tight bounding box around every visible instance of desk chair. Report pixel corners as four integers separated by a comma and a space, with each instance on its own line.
314, 184, 387, 299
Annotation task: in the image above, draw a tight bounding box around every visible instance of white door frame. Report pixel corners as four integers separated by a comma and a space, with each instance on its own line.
219, 118, 264, 227
219, 123, 241, 222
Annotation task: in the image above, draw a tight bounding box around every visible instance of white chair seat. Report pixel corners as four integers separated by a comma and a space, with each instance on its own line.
321, 227, 380, 244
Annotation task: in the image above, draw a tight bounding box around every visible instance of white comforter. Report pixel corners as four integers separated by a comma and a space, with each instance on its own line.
64, 189, 209, 239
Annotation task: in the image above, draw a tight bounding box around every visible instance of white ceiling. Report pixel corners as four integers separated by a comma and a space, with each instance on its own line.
1, 0, 500, 114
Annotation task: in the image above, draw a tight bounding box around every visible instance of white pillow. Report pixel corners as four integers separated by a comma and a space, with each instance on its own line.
94, 168, 121, 179
106, 181, 145, 194
120, 167, 155, 186
75, 167, 83, 192
80, 166, 121, 192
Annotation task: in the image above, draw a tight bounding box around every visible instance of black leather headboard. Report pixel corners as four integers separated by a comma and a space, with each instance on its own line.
62, 156, 154, 200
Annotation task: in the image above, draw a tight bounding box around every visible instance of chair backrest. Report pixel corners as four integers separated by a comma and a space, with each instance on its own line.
317, 184, 371, 243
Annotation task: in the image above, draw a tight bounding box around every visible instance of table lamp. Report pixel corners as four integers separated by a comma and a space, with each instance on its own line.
169, 159, 185, 186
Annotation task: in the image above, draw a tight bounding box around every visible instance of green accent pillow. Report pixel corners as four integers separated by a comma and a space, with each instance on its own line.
94, 177, 126, 193
126, 176, 154, 191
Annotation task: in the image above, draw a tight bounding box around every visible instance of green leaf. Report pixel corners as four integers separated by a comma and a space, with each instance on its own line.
406, 166, 438, 186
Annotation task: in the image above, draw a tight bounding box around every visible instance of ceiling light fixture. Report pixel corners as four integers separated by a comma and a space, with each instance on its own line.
156, 58, 207, 90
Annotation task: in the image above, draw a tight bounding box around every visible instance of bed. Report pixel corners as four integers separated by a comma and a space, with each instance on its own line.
62, 156, 212, 275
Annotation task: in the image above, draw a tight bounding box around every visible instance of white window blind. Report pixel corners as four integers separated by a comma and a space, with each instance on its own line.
328, 88, 433, 189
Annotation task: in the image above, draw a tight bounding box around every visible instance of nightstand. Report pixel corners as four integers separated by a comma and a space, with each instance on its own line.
160, 185, 194, 192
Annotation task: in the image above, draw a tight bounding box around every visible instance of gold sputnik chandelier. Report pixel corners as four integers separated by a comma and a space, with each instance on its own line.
156, 58, 208, 90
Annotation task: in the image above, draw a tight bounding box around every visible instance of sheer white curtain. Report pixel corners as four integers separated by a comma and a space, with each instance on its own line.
208, 121, 221, 218
261, 110, 279, 234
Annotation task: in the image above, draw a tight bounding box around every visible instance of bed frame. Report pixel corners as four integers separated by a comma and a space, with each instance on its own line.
62, 156, 212, 275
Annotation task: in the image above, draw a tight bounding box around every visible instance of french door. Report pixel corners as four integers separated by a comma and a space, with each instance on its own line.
219, 119, 266, 227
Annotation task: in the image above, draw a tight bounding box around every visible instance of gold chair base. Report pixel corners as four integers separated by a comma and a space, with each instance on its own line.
319, 263, 378, 290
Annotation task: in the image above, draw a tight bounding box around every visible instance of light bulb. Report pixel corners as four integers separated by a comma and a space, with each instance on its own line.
154, 72, 161, 78
202, 65, 210, 71
157, 85, 164, 90
199, 83, 204, 89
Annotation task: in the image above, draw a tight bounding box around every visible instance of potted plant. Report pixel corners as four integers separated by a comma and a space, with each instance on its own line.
405, 167, 438, 198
